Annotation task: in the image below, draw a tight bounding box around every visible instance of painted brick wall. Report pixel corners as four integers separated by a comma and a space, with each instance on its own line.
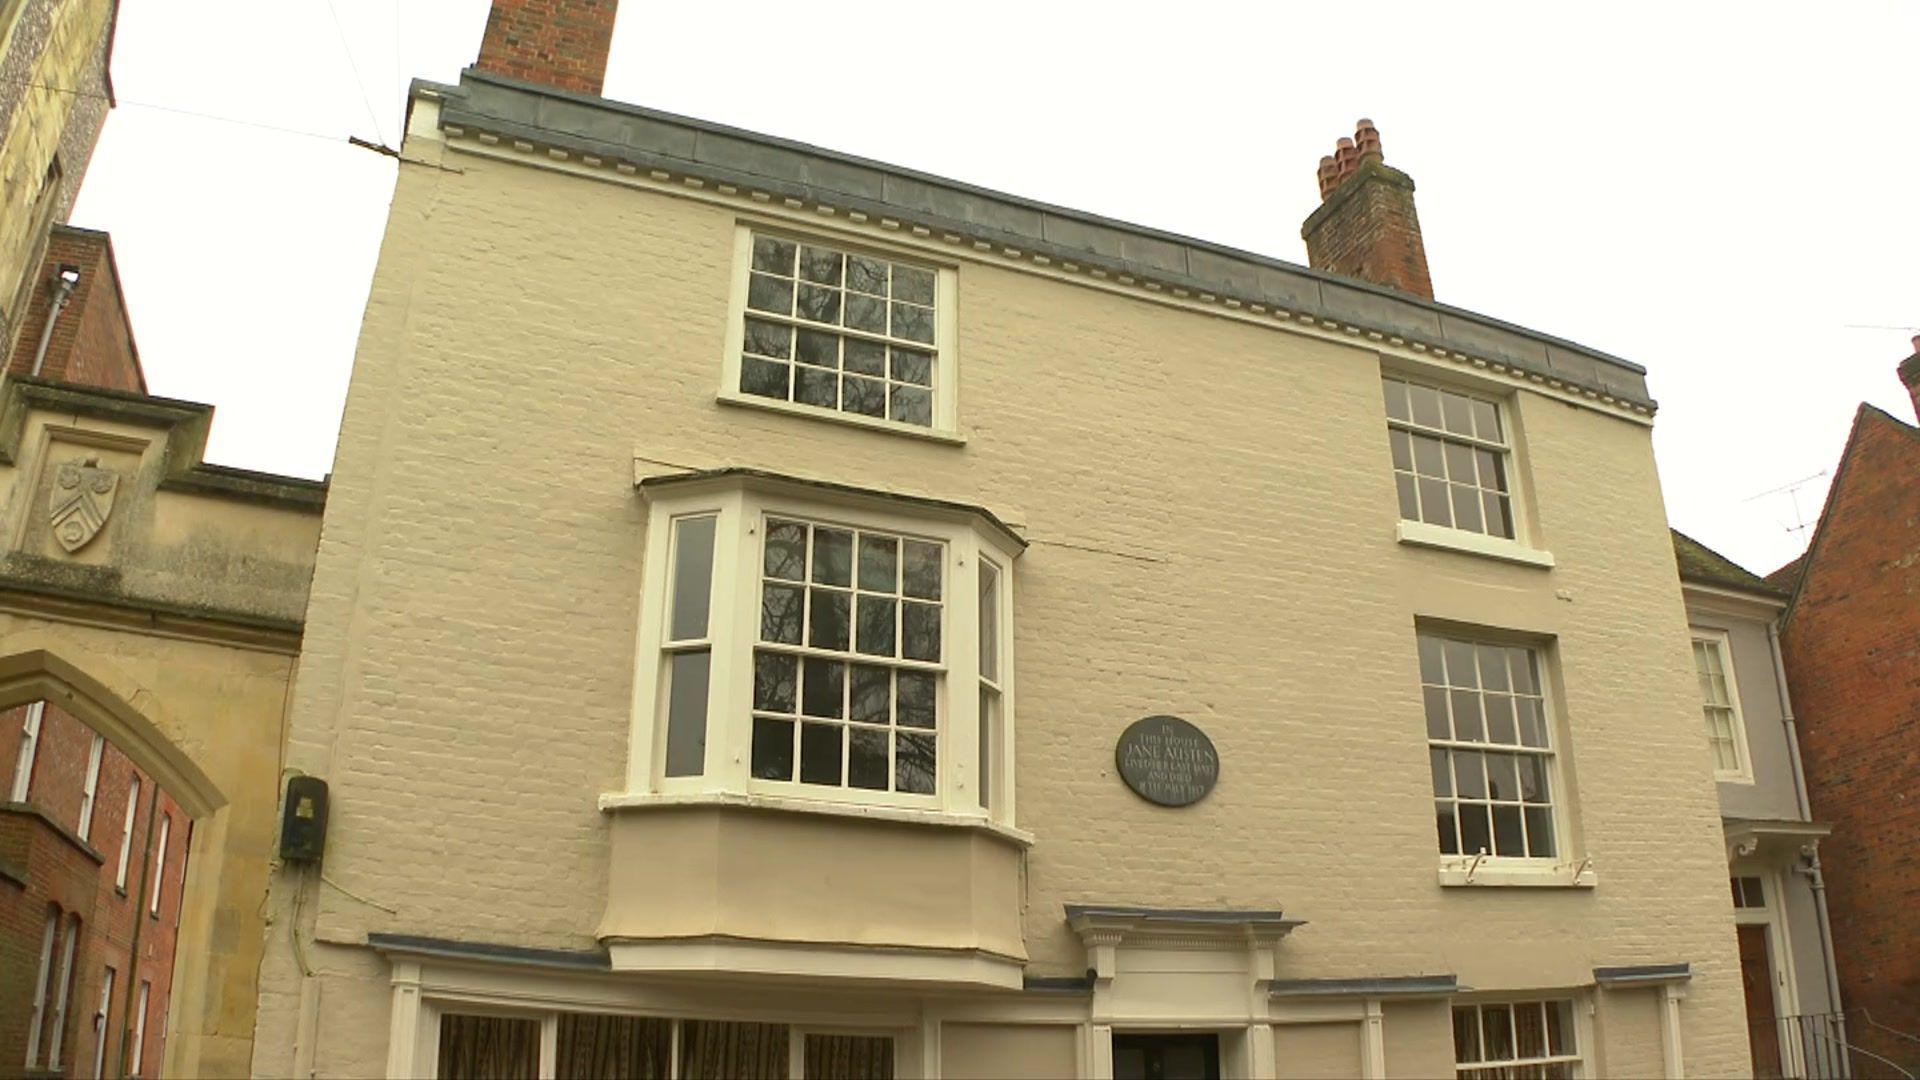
1778, 405, 1920, 1062
256, 124, 1749, 1077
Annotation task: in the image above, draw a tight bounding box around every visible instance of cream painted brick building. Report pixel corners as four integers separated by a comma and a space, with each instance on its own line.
251, 18, 1750, 1078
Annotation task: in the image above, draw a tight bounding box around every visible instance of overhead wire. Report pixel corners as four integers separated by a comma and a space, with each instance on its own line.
1, 78, 394, 155
319, 0, 390, 148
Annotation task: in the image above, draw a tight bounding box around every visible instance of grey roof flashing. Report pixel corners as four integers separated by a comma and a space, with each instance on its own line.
1270, 975, 1458, 999
368, 932, 610, 971
1064, 904, 1298, 927
637, 466, 1027, 551
420, 71, 1655, 413
1593, 962, 1691, 987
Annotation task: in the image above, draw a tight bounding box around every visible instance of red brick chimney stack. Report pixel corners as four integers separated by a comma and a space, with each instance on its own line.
474, 0, 618, 97
1302, 119, 1435, 300
1898, 334, 1920, 423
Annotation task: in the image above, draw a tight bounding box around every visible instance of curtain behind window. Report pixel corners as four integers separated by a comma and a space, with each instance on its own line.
680, 1020, 788, 1079
438, 1014, 540, 1080
556, 1013, 671, 1079
804, 1034, 894, 1079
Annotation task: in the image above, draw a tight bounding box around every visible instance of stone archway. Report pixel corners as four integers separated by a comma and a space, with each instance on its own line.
0, 627, 295, 1079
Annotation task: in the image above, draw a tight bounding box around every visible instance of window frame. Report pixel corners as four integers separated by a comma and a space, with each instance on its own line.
148, 812, 170, 915
719, 224, 961, 442
1419, 627, 1590, 887
1451, 996, 1586, 1078
624, 476, 1020, 827
131, 980, 150, 1077
419, 1000, 904, 1080
77, 734, 104, 841
10, 700, 45, 801
1689, 628, 1754, 784
26, 908, 57, 1068
1383, 373, 1519, 539
92, 966, 115, 1080
115, 776, 140, 890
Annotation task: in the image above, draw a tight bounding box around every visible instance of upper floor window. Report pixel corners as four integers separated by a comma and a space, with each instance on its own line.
1453, 999, 1579, 1078
1384, 376, 1515, 539
1691, 631, 1751, 782
630, 472, 1019, 825
1421, 631, 1561, 863
726, 230, 956, 435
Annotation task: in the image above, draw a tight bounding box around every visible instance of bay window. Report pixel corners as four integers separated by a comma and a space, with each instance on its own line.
623, 471, 1021, 826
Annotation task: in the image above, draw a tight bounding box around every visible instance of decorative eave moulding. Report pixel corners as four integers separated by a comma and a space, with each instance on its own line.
409, 81, 1656, 427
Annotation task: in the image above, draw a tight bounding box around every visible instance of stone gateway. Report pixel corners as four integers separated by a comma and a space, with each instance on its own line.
1115, 715, 1220, 807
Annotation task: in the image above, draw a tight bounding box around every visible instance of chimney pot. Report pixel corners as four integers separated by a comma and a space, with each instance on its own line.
1900, 332, 1920, 423
1302, 119, 1434, 299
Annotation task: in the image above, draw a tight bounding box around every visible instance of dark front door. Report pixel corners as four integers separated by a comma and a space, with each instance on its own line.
1738, 923, 1784, 1078
1113, 1033, 1221, 1080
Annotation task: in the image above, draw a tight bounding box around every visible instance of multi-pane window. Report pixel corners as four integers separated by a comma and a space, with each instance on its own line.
662, 516, 718, 778
435, 1011, 895, 1079
636, 480, 1017, 822
1691, 634, 1746, 777
11, 701, 44, 801
1421, 632, 1557, 860
1384, 376, 1515, 539
739, 234, 940, 428
115, 777, 140, 890
752, 518, 942, 796
977, 560, 1003, 812
77, 735, 103, 841
1453, 1000, 1579, 1079
149, 814, 170, 915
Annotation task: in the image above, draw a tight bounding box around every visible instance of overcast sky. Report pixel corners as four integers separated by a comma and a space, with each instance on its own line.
71, 1, 1919, 576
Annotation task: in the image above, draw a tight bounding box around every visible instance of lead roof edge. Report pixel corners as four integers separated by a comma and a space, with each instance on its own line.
415, 71, 1657, 415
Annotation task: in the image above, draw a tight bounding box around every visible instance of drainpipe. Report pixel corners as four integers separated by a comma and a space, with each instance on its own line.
1770, 620, 1849, 1055
27, 264, 81, 377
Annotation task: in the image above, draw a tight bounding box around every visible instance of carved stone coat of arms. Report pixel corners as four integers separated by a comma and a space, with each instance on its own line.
49, 459, 119, 553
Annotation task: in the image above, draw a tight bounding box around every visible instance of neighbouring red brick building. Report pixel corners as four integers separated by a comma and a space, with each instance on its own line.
2, 700, 189, 1079
3, 226, 147, 393
1770, 339, 1920, 1072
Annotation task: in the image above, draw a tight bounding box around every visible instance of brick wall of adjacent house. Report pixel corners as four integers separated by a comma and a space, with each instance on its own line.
0, 701, 191, 1078
3, 226, 146, 393
1778, 405, 1920, 1057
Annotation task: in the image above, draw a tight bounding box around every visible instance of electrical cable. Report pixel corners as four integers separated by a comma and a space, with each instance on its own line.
319, 0, 390, 147
1, 78, 389, 152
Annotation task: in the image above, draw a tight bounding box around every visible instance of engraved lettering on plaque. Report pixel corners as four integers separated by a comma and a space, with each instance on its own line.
1115, 715, 1219, 807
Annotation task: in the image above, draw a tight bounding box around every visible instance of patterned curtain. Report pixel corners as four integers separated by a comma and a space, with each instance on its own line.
804, 1034, 895, 1080
680, 1020, 789, 1079
556, 1013, 672, 1079
437, 1014, 540, 1080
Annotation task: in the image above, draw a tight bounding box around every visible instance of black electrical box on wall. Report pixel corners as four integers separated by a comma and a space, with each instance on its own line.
279, 775, 329, 863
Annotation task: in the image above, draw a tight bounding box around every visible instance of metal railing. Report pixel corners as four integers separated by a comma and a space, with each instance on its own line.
1752, 1012, 1920, 1080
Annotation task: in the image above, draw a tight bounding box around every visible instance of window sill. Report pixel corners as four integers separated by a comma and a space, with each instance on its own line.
1437, 858, 1597, 888
1396, 521, 1555, 569
717, 391, 967, 445
599, 789, 1033, 848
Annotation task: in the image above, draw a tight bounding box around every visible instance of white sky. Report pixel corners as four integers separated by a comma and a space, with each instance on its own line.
72, 1, 1920, 577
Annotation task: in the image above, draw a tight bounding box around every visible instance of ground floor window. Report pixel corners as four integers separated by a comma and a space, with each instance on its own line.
1453, 999, 1578, 1078
436, 1010, 893, 1080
